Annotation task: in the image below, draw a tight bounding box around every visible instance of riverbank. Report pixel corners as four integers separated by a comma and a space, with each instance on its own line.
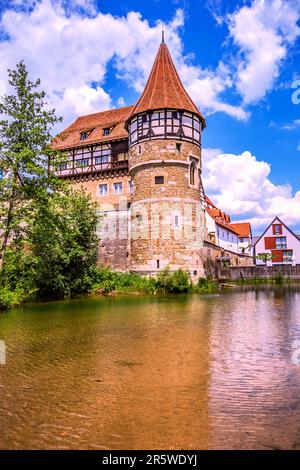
0, 267, 218, 312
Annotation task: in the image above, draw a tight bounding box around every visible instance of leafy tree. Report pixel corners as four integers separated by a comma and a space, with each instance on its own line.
28, 188, 99, 298
254, 253, 274, 265
0, 61, 63, 269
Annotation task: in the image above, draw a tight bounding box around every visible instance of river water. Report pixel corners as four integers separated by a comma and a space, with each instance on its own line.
1, 287, 300, 450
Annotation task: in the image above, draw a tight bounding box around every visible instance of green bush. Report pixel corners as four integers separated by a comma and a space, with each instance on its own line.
94, 266, 191, 295
0, 287, 27, 311
155, 267, 191, 293
93, 266, 157, 294
194, 277, 218, 293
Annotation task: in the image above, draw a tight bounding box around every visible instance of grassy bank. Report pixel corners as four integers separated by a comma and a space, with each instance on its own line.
0, 267, 219, 311
93, 266, 218, 296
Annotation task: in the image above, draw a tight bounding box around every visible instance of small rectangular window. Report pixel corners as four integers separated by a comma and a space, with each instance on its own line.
273, 224, 282, 235
95, 155, 109, 165
155, 176, 164, 184
58, 162, 67, 170
114, 182, 123, 194
157, 259, 160, 269
283, 250, 293, 262
276, 236, 287, 249
129, 181, 134, 194
76, 158, 89, 167
103, 128, 111, 136
99, 184, 108, 196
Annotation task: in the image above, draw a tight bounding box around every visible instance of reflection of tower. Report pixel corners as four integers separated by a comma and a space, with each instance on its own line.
126, 39, 206, 278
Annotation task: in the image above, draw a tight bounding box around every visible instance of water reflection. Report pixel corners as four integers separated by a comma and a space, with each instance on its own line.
0, 289, 300, 449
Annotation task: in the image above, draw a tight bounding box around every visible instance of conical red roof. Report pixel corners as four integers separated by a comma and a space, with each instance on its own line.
126, 42, 206, 128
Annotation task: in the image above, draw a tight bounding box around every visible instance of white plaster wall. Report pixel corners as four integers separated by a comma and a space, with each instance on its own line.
238, 237, 253, 256
255, 219, 300, 265
217, 225, 239, 253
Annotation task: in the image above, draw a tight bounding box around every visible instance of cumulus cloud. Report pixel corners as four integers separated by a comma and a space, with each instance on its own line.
0, 0, 298, 131
202, 148, 300, 230
0, 0, 248, 133
228, 0, 300, 104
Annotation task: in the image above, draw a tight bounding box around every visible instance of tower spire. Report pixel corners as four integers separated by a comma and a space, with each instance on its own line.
161, 30, 165, 43
126, 40, 206, 128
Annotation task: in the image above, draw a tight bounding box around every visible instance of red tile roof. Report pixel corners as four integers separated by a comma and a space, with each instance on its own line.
53, 41, 206, 151
204, 195, 217, 209
52, 105, 133, 150
206, 207, 239, 235
126, 42, 206, 128
229, 223, 251, 238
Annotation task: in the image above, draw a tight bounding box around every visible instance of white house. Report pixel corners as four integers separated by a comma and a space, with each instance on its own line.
204, 197, 239, 253
229, 222, 253, 256
254, 217, 300, 266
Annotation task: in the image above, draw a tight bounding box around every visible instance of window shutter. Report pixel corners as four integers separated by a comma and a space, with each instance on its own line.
264, 237, 276, 249
271, 250, 283, 262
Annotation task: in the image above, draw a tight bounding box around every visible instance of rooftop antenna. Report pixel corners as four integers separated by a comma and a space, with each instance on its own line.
162, 30, 165, 43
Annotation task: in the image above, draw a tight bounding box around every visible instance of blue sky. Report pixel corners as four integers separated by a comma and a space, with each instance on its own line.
0, 0, 299, 233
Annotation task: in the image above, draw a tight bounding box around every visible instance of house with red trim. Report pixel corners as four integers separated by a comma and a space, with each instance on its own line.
254, 217, 300, 265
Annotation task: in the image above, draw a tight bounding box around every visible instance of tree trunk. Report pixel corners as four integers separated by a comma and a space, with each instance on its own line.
0, 197, 14, 270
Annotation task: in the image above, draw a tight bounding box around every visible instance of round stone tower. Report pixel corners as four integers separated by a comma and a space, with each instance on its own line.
126, 39, 206, 279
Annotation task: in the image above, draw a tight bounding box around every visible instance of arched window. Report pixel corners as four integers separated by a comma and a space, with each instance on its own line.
190, 161, 196, 186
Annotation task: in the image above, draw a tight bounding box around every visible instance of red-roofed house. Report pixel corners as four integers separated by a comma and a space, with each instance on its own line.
204, 197, 239, 253
254, 217, 300, 265
229, 222, 253, 256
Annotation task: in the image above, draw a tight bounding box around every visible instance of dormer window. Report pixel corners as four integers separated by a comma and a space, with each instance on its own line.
80, 131, 90, 141
103, 128, 111, 136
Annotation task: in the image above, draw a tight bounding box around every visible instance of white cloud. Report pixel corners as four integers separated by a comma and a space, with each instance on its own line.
0, 0, 248, 133
270, 118, 300, 130
0, 0, 298, 133
228, 0, 300, 104
202, 148, 300, 230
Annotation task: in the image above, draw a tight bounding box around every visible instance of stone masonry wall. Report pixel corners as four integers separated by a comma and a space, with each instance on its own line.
202, 241, 254, 278
69, 172, 131, 270
129, 139, 205, 278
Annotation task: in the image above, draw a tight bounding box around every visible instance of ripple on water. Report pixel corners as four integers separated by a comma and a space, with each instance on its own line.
1, 289, 300, 449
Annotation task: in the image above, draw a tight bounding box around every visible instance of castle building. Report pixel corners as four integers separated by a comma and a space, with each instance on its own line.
53, 38, 207, 279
